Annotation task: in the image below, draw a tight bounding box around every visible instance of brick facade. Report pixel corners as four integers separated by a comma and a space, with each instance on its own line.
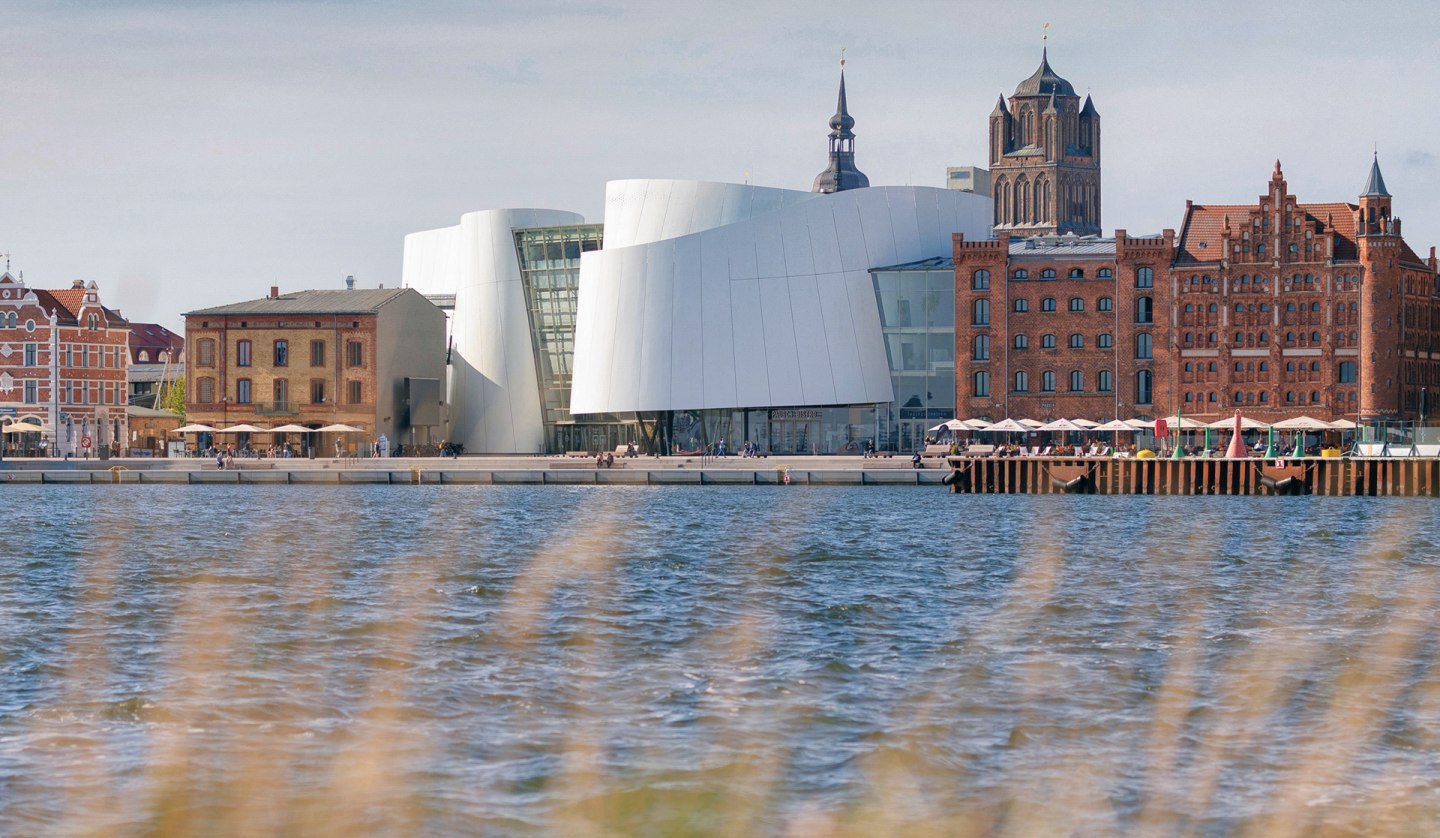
0, 273, 130, 456
953, 160, 1440, 425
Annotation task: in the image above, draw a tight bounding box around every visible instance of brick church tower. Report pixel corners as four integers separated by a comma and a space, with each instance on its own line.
1356, 154, 1404, 421
988, 48, 1100, 237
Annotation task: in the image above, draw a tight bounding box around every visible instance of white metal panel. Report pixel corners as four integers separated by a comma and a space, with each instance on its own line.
885, 188, 923, 265
816, 271, 865, 401
659, 180, 699, 244
637, 239, 674, 410
758, 279, 802, 403
780, 208, 815, 279
830, 197, 870, 273
752, 216, 788, 280
701, 253, 740, 409
669, 234, 707, 409
787, 274, 836, 405
855, 191, 898, 268
607, 247, 646, 411
912, 187, 944, 253
844, 267, 895, 402
724, 219, 759, 281
806, 199, 844, 275
728, 279, 769, 408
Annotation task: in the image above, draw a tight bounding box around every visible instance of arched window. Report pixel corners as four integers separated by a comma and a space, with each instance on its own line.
1311, 302, 1320, 312
1136, 296, 1153, 324
1235, 303, 1244, 312
1208, 392, 1217, 402
1259, 362, 1268, 372
1041, 268, 1056, 280
1208, 332, 1217, 343
972, 298, 990, 325
1014, 298, 1029, 312
1014, 371, 1029, 392
1012, 269, 1028, 280
1097, 296, 1113, 312
1285, 332, 1295, 343
1136, 333, 1153, 359
1185, 303, 1194, 313
1259, 391, 1269, 403
1041, 297, 1057, 312
1069, 333, 1084, 348
1069, 297, 1084, 312
1097, 333, 1113, 348
1311, 331, 1321, 342
1069, 268, 1084, 278
1185, 362, 1194, 372
1014, 334, 1029, 349
1235, 332, 1244, 343
1098, 370, 1112, 392
1286, 361, 1295, 372
1286, 302, 1296, 312
1098, 268, 1113, 279
1136, 267, 1153, 289
1042, 333, 1057, 349
1185, 392, 1194, 403
1339, 361, 1357, 383
1259, 331, 1269, 343
974, 371, 990, 397
1208, 303, 1217, 313
1184, 332, 1194, 343
972, 270, 990, 290
138, 350, 149, 363
1069, 370, 1084, 391
1285, 391, 1295, 403
1136, 370, 1153, 404
973, 334, 990, 360
1310, 361, 1320, 372
1041, 371, 1056, 392
1234, 362, 1244, 372
1311, 391, 1320, 402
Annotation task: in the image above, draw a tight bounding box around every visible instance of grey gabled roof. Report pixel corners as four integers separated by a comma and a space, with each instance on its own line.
185, 288, 413, 317
1362, 154, 1390, 198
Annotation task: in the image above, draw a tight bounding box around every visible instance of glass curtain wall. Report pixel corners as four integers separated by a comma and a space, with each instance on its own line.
871, 261, 957, 452
514, 224, 637, 453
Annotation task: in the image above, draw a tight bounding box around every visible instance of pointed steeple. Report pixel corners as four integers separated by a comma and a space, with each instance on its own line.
1362, 152, 1390, 197
990, 93, 1009, 117
1013, 46, 1076, 97
1079, 93, 1098, 117
812, 69, 869, 194
1043, 90, 1059, 115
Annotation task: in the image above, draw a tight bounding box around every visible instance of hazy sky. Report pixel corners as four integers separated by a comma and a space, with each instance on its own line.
4, 1, 1439, 330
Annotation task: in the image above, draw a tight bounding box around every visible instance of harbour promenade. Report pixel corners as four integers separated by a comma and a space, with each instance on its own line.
0, 454, 951, 486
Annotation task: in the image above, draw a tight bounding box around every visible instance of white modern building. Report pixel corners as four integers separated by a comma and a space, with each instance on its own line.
402, 72, 994, 454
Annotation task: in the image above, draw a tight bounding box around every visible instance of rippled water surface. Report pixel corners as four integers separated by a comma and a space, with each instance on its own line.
4, 485, 1440, 835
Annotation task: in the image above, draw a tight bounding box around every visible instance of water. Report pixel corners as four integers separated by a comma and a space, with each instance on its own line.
3, 486, 1440, 835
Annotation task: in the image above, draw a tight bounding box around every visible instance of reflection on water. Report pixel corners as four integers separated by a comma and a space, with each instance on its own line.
3, 486, 1440, 835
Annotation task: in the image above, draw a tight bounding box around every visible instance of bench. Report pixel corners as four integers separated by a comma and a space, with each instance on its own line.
564, 450, 591, 458
922, 444, 952, 458
549, 461, 626, 469
862, 460, 923, 469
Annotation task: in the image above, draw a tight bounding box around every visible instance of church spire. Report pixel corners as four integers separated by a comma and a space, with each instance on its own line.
812, 63, 869, 194
1362, 152, 1390, 197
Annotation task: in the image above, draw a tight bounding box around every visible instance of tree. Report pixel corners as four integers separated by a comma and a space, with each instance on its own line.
161, 374, 186, 418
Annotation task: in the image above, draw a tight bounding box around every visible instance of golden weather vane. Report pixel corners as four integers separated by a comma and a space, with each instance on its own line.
840, 46, 846, 69
1043, 22, 1050, 44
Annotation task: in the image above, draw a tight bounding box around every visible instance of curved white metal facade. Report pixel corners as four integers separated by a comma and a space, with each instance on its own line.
569, 181, 992, 414
402, 208, 583, 453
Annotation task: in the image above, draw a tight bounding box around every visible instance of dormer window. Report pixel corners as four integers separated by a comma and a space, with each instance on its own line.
86, 314, 99, 331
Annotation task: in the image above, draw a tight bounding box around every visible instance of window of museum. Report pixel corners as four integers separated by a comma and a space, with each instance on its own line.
1098, 268, 1113, 279
972, 299, 990, 325
1098, 333, 1113, 349
1041, 269, 1057, 280
1014, 298, 1029, 312
1069, 269, 1084, 279
1069, 297, 1084, 312
23, 380, 36, 404
1069, 333, 1083, 349
198, 338, 215, 367
198, 377, 215, 403
1136, 370, 1153, 404
236, 378, 252, 404
273, 379, 289, 406
310, 379, 326, 404
974, 371, 990, 397
1069, 370, 1083, 391
23, 344, 36, 367
1136, 267, 1153, 289
1012, 270, 1028, 280
1097, 297, 1112, 311
1136, 297, 1153, 324
346, 340, 363, 368
1339, 361, 1357, 383
1136, 334, 1153, 359
1014, 371, 1029, 392
973, 335, 990, 361
1042, 334, 1057, 349
1014, 334, 1029, 349
1041, 371, 1056, 392
1041, 298, 1057, 312
237, 340, 252, 367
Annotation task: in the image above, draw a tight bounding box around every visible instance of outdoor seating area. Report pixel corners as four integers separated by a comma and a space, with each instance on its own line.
923, 413, 1435, 459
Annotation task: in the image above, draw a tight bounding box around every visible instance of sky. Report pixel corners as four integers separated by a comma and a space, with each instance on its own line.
3, 1, 1440, 331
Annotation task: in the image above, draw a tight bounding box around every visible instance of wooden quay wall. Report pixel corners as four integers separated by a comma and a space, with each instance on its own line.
943, 456, 1440, 497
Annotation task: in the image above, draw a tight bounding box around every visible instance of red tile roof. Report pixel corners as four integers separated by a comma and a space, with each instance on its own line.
1177, 201, 1362, 264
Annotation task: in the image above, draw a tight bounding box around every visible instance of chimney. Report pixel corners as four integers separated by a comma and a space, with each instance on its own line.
270, 285, 279, 299
345, 275, 355, 291
72, 279, 85, 289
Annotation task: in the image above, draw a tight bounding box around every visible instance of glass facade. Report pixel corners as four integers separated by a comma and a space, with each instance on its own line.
513, 224, 636, 453
871, 261, 957, 452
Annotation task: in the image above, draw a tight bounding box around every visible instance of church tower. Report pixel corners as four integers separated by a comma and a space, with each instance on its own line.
812, 70, 869, 193
987, 48, 1100, 236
